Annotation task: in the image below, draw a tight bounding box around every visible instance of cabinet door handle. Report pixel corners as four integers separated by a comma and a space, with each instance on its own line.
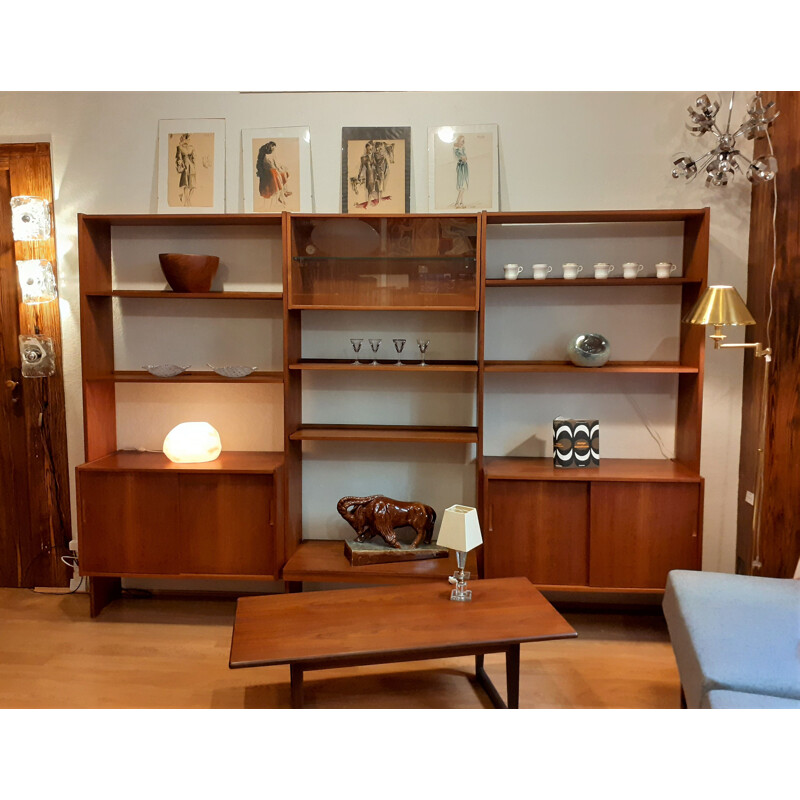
488, 504, 494, 533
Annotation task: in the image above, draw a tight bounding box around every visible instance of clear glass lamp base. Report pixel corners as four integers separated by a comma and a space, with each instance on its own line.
447, 551, 472, 601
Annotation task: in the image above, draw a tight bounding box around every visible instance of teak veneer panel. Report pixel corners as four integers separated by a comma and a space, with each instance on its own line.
86, 290, 283, 300
483, 361, 697, 373
106, 370, 283, 384
78, 450, 284, 474
78, 470, 278, 577
281, 540, 475, 585
290, 359, 478, 372
485, 278, 698, 288
289, 425, 478, 443
482, 457, 701, 482
229, 577, 576, 669
589, 482, 702, 589
484, 480, 589, 586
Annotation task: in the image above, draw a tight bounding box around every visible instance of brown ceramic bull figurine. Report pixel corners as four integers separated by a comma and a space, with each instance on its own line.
337, 495, 436, 549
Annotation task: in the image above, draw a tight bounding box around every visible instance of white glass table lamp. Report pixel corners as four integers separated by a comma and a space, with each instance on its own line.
163, 422, 222, 464
436, 504, 483, 601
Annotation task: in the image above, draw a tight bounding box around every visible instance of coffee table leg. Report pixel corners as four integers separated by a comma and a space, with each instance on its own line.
290, 664, 304, 708
506, 644, 520, 709
475, 654, 507, 709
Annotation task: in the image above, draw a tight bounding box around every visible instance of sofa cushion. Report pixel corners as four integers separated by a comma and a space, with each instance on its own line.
702, 689, 800, 709
663, 570, 800, 709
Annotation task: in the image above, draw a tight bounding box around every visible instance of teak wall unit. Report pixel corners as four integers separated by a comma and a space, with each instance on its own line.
77, 215, 285, 616
76, 209, 708, 614
280, 213, 483, 587
478, 210, 708, 591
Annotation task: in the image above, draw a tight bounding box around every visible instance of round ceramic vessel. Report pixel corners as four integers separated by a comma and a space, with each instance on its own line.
567, 333, 611, 368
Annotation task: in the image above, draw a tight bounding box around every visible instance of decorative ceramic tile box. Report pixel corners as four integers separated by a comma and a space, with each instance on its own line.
553, 418, 599, 468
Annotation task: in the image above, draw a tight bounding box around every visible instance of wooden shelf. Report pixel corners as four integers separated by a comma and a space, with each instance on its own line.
77, 450, 284, 474
289, 303, 477, 312
484, 361, 698, 374
482, 457, 701, 483
80, 213, 283, 226
485, 278, 698, 288
98, 370, 283, 383
290, 359, 478, 372
289, 425, 478, 443
85, 290, 282, 300
281, 540, 476, 585
484, 209, 709, 225
293, 255, 476, 263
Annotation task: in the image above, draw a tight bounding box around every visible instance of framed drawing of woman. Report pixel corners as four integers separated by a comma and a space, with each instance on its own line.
242, 126, 314, 213
428, 124, 499, 213
158, 118, 226, 214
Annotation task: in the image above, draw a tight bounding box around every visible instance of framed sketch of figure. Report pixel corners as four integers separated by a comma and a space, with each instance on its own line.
158, 119, 226, 214
341, 126, 411, 214
428, 124, 499, 213
242, 126, 313, 213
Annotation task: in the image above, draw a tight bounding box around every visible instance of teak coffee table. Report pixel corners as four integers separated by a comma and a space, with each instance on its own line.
229, 576, 577, 708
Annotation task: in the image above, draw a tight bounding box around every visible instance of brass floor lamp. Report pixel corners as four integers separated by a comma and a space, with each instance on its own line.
683, 285, 772, 573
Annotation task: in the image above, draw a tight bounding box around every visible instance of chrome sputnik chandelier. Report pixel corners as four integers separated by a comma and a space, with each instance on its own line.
672, 92, 779, 187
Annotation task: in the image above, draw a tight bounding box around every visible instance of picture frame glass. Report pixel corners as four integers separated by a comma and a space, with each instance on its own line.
428, 124, 499, 213
242, 126, 313, 213
158, 118, 226, 214
341, 127, 410, 214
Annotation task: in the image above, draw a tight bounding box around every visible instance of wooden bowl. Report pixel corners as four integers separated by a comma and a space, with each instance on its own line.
158, 253, 220, 293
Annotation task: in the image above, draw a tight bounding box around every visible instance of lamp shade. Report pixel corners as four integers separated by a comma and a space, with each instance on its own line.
683, 285, 756, 326
436, 505, 482, 552
163, 422, 221, 463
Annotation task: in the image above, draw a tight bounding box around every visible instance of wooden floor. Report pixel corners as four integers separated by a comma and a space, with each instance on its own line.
0, 587, 680, 709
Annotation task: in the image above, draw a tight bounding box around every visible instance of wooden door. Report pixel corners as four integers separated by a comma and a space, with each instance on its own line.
78, 472, 181, 574
179, 474, 275, 576
589, 482, 701, 589
78, 470, 277, 578
0, 145, 71, 587
0, 167, 32, 586
484, 479, 590, 586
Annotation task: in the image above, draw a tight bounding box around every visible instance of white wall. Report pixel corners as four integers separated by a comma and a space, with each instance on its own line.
0, 91, 754, 578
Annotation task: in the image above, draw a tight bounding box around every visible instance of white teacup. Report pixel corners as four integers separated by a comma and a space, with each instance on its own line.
562, 262, 583, 280
622, 262, 644, 279
504, 263, 524, 280
655, 261, 678, 279
532, 263, 552, 280
593, 262, 615, 279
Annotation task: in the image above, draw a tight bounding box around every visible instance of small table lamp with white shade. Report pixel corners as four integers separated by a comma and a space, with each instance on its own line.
436, 504, 483, 601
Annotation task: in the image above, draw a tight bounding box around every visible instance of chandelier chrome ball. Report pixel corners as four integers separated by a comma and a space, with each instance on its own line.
671, 92, 779, 188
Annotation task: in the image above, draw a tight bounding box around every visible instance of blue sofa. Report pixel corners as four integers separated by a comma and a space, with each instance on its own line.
662, 570, 800, 709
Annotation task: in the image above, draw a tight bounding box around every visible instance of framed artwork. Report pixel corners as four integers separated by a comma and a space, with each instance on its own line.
242, 126, 313, 213
158, 118, 226, 214
341, 126, 411, 214
428, 124, 499, 213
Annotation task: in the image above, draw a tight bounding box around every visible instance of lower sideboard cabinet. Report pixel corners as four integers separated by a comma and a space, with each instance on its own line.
76, 452, 284, 609
481, 463, 703, 591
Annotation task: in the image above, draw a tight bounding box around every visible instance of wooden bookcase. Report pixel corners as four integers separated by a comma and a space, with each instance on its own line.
76, 214, 286, 615
76, 209, 709, 612
280, 213, 483, 585
477, 209, 709, 591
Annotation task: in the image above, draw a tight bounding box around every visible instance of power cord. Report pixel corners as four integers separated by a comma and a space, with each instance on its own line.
28, 576, 85, 596
620, 380, 673, 460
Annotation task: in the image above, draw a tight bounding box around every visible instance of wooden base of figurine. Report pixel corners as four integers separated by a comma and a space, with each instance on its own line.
345, 539, 450, 566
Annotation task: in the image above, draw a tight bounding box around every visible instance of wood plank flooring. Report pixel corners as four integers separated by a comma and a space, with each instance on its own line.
0, 587, 680, 709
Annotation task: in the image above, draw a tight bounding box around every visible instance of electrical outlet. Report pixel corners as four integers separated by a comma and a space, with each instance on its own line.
69, 538, 78, 552
745, 491, 755, 506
